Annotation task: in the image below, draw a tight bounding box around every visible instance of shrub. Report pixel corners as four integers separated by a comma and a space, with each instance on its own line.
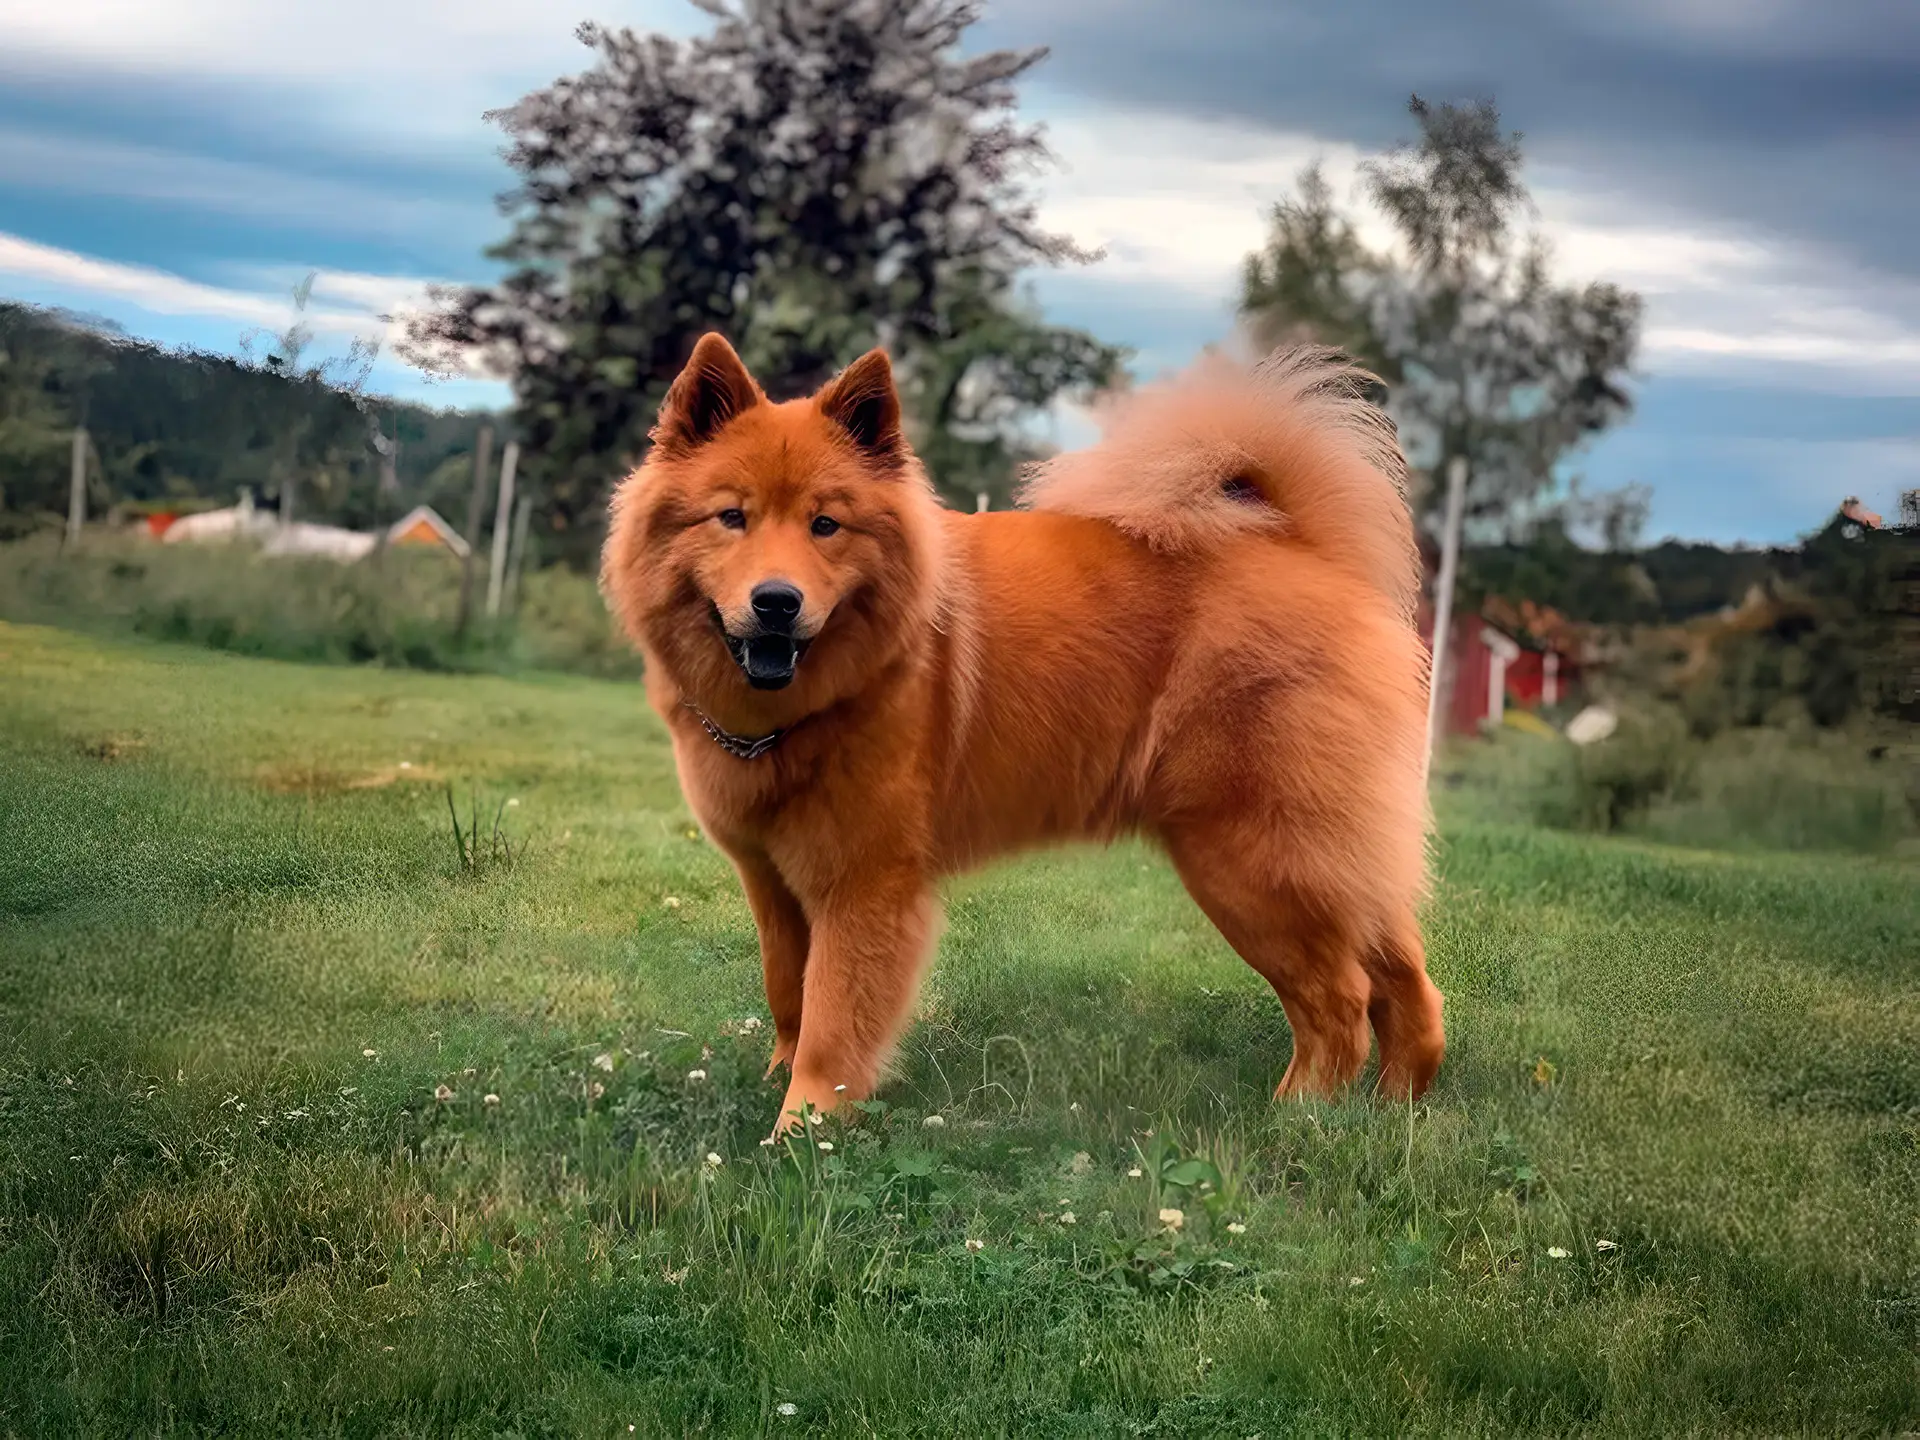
0, 532, 642, 679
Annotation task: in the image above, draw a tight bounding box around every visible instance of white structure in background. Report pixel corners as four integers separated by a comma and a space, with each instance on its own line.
1480, 626, 1522, 729
162, 494, 470, 563
261, 522, 379, 561
1565, 706, 1619, 747
162, 487, 277, 544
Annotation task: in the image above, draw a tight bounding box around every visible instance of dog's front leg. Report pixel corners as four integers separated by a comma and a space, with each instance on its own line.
776, 874, 937, 1131
734, 856, 810, 1075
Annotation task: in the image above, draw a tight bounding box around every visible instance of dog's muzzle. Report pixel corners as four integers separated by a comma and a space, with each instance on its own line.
711, 597, 811, 691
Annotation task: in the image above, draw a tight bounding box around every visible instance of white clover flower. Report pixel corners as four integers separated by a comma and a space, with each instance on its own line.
1227, 1222, 1247, 1235
1158, 1208, 1185, 1230
1547, 1246, 1571, 1259
1059, 1211, 1077, 1225
964, 1238, 985, 1252
483, 1093, 501, 1106
362, 1048, 378, 1059
592, 1053, 615, 1072
775, 1402, 798, 1417
1127, 1167, 1143, 1179
921, 1114, 945, 1129
704, 1152, 723, 1168
817, 1141, 834, 1153
687, 1069, 707, 1082
433, 1084, 454, 1103
663, 896, 682, 909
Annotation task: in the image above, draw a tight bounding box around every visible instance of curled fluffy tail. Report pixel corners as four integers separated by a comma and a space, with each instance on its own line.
1018, 347, 1420, 620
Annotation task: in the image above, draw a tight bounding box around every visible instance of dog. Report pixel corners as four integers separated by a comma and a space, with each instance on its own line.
601, 333, 1443, 1130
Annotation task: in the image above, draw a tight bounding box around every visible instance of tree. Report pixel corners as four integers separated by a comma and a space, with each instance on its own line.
906, 266, 1126, 507
403, 0, 1124, 562
239, 274, 381, 525
1241, 96, 1642, 543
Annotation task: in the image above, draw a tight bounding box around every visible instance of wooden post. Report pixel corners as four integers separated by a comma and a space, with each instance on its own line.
486, 440, 519, 619
1425, 455, 1469, 771
456, 425, 493, 638
504, 491, 533, 615
65, 425, 87, 545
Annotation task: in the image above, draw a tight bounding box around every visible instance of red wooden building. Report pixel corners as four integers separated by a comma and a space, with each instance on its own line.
1415, 542, 1585, 737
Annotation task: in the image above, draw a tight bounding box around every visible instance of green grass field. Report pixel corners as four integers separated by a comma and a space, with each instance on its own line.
1, 619, 1915, 1437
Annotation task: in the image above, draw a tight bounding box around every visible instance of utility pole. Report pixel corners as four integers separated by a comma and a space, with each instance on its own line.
504, 490, 534, 616
456, 425, 493, 638
486, 440, 519, 619
1424, 455, 1469, 772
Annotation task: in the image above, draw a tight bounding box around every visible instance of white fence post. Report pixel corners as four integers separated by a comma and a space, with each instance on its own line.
456, 425, 493, 638
1424, 455, 1469, 772
486, 440, 519, 619
504, 492, 533, 615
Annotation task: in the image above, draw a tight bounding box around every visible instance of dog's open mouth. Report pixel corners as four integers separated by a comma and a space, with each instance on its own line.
711, 605, 811, 690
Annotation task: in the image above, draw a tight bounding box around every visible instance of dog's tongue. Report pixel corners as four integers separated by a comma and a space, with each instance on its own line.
743, 635, 798, 687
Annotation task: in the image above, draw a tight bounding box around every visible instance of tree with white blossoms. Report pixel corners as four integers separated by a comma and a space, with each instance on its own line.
1240, 95, 1644, 544
405, 0, 1126, 563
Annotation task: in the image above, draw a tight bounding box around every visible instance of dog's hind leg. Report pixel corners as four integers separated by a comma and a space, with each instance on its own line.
1363, 911, 1444, 1099
1163, 832, 1373, 1098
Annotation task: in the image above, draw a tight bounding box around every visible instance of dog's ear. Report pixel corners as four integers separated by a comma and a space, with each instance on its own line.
816, 348, 904, 467
653, 333, 761, 457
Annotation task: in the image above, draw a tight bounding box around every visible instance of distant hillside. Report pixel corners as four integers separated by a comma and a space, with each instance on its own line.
0, 301, 503, 540
1460, 525, 1794, 628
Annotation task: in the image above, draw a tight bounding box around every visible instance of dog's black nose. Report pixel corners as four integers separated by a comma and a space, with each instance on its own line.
749, 580, 803, 633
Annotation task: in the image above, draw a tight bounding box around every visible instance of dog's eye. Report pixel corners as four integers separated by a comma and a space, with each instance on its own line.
717, 508, 747, 530
810, 515, 841, 538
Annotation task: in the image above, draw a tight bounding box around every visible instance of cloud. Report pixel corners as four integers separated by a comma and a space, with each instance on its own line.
986, 0, 1920, 284
0, 125, 487, 249
1029, 103, 1920, 396
0, 0, 691, 159
0, 232, 325, 328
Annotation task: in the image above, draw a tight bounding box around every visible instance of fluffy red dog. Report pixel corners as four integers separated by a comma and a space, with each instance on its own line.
602, 333, 1443, 1129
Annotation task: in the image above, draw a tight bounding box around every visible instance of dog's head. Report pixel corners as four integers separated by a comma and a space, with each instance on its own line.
602, 334, 943, 714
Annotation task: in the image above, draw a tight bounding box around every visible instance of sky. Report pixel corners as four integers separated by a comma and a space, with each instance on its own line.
1, 0, 1915, 545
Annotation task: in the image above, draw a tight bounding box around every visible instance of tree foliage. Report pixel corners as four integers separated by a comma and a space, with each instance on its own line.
1241, 96, 1642, 541
404, 0, 1125, 559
